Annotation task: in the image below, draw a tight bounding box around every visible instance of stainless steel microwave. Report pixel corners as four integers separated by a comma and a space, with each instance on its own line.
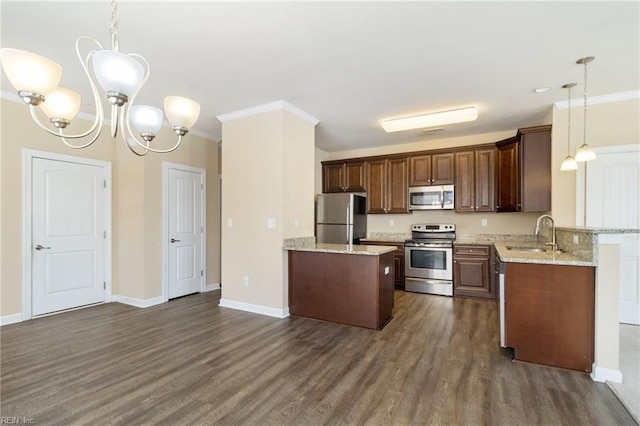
408, 185, 455, 210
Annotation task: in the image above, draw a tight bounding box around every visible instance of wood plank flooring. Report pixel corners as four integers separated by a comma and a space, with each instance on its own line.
0, 290, 635, 425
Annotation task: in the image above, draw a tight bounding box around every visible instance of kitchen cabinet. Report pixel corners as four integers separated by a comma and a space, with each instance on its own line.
454, 148, 496, 212
408, 153, 454, 186
453, 244, 494, 299
322, 161, 366, 193
505, 262, 595, 372
366, 158, 409, 214
496, 125, 551, 212
362, 241, 405, 288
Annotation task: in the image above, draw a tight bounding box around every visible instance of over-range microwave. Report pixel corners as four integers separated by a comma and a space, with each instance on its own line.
408, 185, 455, 210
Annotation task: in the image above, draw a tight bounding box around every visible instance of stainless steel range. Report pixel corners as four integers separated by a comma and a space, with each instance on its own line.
404, 223, 456, 296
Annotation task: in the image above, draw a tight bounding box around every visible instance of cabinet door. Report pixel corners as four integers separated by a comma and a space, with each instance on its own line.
475, 148, 496, 212
386, 158, 409, 213
345, 162, 366, 192
520, 129, 551, 212
431, 153, 455, 184
366, 160, 387, 214
323, 163, 345, 193
393, 253, 404, 286
455, 151, 475, 212
496, 140, 520, 212
453, 257, 492, 299
408, 155, 432, 186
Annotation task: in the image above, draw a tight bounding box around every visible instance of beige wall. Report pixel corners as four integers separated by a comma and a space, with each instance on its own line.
551, 98, 640, 226
220, 108, 315, 311
319, 128, 544, 235
0, 98, 219, 316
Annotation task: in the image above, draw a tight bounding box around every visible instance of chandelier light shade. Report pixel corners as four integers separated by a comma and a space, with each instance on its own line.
575, 56, 596, 162
381, 106, 478, 133
0, 48, 63, 104
0, 0, 200, 155
560, 82, 578, 171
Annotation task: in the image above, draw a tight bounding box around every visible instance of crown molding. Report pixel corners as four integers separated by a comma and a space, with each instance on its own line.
1, 90, 219, 142
216, 100, 320, 126
554, 89, 640, 109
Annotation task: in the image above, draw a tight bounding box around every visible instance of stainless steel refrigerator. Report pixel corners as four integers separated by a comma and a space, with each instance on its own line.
316, 193, 367, 244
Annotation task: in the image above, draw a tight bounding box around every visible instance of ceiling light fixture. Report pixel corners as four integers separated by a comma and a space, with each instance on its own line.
574, 56, 596, 162
533, 86, 552, 93
560, 83, 578, 171
381, 106, 477, 133
0, 0, 200, 156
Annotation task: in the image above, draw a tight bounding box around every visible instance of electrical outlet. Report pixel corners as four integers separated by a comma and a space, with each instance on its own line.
267, 218, 276, 228
573, 235, 579, 244
389, 219, 395, 226
227, 218, 233, 227
294, 219, 299, 228
481, 219, 487, 227
243, 276, 249, 286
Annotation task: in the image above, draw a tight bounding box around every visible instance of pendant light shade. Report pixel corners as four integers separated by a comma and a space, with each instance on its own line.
575, 145, 597, 162
40, 87, 82, 121
164, 96, 201, 130
0, 48, 62, 97
560, 156, 578, 171
92, 50, 145, 97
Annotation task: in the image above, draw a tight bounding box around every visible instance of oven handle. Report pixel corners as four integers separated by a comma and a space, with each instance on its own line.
405, 244, 452, 249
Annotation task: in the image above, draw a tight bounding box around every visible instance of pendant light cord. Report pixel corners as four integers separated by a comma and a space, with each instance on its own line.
567, 85, 572, 154
583, 60, 588, 147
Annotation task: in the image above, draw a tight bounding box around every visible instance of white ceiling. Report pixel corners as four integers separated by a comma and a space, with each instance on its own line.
1, 1, 638, 152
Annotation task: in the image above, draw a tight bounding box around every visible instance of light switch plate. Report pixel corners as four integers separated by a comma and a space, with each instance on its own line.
227, 218, 233, 227
267, 218, 276, 228
481, 219, 487, 227
573, 235, 579, 244
384, 266, 390, 275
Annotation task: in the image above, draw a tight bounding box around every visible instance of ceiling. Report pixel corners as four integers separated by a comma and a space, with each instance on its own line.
1, 1, 638, 152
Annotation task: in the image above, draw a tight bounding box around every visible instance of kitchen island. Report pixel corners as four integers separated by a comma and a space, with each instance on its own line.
284, 242, 395, 330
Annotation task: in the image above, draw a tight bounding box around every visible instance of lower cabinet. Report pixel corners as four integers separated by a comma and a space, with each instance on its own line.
505, 262, 595, 372
362, 241, 405, 288
453, 244, 495, 299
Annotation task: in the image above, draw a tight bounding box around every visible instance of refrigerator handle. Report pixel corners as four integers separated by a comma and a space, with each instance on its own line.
346, 203, 352, 244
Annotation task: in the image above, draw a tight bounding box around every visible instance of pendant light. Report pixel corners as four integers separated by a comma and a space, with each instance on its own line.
560, 83, 578, 171
575, 56, 596, 162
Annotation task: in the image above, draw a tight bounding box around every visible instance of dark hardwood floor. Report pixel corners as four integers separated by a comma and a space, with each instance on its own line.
1, 290, 635, 425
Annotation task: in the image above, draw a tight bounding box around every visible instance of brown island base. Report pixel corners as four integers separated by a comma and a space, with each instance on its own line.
286, 244, 395, 330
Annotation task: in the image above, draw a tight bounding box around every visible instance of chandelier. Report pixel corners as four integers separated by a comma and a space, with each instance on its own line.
0, 0, 200, 156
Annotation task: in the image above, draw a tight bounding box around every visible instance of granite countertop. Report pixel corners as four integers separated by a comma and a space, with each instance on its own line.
362, 232, 411, 243
284, 243, 396, 256
493, 242, 595, 266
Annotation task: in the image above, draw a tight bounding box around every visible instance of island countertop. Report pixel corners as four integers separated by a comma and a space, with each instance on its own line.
284, 242, 396, 256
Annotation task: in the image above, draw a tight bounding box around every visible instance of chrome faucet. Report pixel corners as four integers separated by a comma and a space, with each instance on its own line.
535, 214, 557, 251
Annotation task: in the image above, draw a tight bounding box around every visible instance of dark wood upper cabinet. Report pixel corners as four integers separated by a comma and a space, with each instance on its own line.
409, 153, 454, 186
496, 125, 551, 212
366, 158, 409, 214
454, 148, 495, 212
322, 161, 365, 193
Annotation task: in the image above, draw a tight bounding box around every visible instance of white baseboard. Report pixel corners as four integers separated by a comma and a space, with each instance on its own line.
219, 298, 290, 319
204, 283, 221, 292
0, 313, 23, 326
114, 295, 165, 309
591, 364, 623, 383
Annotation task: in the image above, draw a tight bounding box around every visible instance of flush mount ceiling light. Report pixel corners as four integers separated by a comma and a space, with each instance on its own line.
560, 83, 578, 171
574, 56, 596, 162
381, 107, 477, 133
533, 86, 552, 93
0, 0, 200, 156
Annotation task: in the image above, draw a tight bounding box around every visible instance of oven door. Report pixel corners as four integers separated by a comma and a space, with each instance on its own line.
404, 245, 453, 280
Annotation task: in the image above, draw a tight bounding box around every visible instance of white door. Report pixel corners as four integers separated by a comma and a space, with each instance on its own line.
584, 146, 640, 324
32, 157, 106, 316
167, 167, 203, 299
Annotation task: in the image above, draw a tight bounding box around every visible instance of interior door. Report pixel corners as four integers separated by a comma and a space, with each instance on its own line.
168, 167, 203, 299
32, 157, 106, 316
585, 147, 640, 324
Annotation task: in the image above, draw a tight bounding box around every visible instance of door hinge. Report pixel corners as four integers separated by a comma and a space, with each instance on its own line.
103, 180, 107, 188
103, 281, 106, 289
201, 270, 203, 277
201, 183, 203, 190
201, 226, 203, 233
104, 231, 106, 239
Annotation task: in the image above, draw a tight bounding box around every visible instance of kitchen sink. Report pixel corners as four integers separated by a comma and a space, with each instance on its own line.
506, 246, 547, 252
505, 246, 564, 254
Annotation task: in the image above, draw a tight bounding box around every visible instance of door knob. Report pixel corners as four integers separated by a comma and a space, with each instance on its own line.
170, 238, 180, 243
35, 244, 51, 250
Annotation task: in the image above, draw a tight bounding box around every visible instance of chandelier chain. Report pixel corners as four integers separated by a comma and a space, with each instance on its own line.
109, 0, 119, 48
